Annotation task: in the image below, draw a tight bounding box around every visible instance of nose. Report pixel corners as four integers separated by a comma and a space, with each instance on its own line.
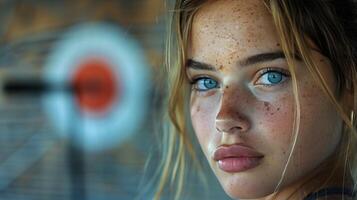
215, 88, 251, 134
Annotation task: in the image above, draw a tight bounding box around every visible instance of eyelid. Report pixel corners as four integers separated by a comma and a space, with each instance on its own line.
256, 67, 290, 76
189, 76, 216, 85
254, 67, 291, 86
189, 74, 219, 83
189, 76, 220, 92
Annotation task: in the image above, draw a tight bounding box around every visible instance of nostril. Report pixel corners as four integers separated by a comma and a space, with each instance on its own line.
235, 126, 243, 130
216, 126, 243, 134
215, 116, 251, 134
228, 126, 243, 133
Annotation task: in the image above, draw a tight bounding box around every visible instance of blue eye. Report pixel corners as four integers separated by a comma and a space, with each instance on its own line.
256, 69, 289, 86
267, 72, 283, 83
191, 77, 219, 91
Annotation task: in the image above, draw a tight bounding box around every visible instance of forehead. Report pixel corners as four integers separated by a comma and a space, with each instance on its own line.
190, 0, 280, 62
194, 0, 267, 24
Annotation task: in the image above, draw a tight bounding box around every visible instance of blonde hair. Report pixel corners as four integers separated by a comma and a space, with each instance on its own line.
153, 0, 357, 199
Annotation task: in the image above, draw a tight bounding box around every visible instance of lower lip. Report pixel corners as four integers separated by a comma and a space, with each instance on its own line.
217, 157, 263, 173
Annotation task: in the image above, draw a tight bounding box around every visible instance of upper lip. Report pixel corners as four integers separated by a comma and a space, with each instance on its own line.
213, 144, 264, 161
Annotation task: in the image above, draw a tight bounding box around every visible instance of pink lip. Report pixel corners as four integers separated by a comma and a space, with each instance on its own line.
213, 144, 264, 173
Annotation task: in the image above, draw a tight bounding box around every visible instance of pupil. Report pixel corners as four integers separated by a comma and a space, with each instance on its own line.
204, 79, 216, 88
268, 72, 282, 83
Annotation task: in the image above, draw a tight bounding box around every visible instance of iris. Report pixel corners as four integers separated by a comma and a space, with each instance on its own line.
267, 71, 283, 84
194, 77, 218, 91
203, 78, 218, 89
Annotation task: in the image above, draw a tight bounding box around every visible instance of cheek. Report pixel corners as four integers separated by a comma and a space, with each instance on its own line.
292, 86, 342, 166
190, 94, 220, 148
256, 94, 295, 148
261, 81, 342, 180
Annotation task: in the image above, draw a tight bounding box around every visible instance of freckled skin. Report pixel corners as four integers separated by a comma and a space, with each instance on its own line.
187, 0, 343, 199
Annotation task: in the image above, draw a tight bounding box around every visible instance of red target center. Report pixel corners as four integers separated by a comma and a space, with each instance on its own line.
72, 58, 119, 113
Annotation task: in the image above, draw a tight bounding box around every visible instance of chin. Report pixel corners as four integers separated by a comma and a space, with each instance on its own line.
217, 173, 276, 200
224, 188, 272, 200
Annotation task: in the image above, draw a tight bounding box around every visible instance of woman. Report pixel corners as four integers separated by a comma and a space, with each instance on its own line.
154, 0, 357, 199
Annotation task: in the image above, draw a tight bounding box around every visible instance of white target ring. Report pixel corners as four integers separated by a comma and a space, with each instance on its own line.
43, 23, 150, 152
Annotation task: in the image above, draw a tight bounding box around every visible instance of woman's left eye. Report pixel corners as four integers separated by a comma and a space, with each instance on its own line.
255, 68, 290, 86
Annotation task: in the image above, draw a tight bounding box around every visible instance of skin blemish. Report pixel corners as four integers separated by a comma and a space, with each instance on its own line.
276, 43, 280, 47
263, 101, 271, 111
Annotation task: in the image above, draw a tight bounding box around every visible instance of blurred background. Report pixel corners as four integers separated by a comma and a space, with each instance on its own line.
0, 1, 229, 199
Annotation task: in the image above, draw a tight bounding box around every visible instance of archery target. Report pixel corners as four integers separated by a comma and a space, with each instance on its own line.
43, 23, 150, 152
71, 58, 119, 115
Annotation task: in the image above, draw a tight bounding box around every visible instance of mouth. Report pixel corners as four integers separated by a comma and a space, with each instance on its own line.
213, 144, 264, 173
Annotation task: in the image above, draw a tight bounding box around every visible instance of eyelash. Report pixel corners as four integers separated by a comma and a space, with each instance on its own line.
189, 76, 220, 92
189, 67, 291, 92
255, 67, 290, 87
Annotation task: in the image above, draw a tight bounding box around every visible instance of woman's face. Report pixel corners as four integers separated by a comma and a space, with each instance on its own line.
187, 0, 343, 199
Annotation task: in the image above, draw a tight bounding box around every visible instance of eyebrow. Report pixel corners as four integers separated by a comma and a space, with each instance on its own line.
186, 59, 216, 71
239, 51, 287, 66
186, 51, 300, 71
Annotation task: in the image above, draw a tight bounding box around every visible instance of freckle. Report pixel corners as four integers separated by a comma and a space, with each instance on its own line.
270, 112, 274, 115
320, 59, 324, 62
276, 43, 280, 47
277, 107, 280, 111
225, 86, 229, 89
219, 65, 224, 70
263, 102, 271, 111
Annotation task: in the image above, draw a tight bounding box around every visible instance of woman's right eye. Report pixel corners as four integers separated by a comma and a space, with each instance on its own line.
190, 77, 219, 91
